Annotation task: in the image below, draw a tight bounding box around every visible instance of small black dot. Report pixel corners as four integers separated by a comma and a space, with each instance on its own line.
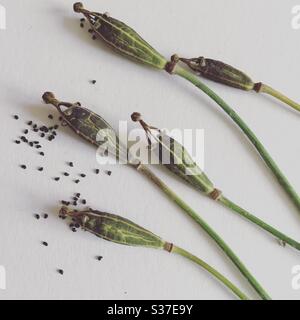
15, 140, 21, 144
92, 35, 97, 40
54, 177, 60, 181
39, 152, 45, 156
54, 125, 59, 130
91, 80, 97, 84
40, 133, 45, 138
42, 241, 48, 247
69, 162, 74, 167
80, 18, 85, 22
75, 223, 80, 229
95, 169, 100, 174
33, 128, 38, 132
24, 129, 29, 134
81, 199, 86, 205
43, 214, 48, 219
63, 172, 69, 176
88, 28, 93, 33
80, 174, 86, 178
13, 115, 19, 120
57, 269, 64, 275
48, 114, 53, 119
27, 121, 33, 125
75, 179, 80, 184
34, 214, 40, 220
76, 193, 81, 198
38, 167, 44, 172
106, 171, 112, 176
20, 165, 27, 169
72, 228, 77, 232
96, 256, 103, 261
80, 23, 84, 28
73, 201, 77, 206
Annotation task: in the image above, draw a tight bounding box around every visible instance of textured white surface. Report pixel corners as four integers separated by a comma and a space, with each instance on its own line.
0, 0, 299, 300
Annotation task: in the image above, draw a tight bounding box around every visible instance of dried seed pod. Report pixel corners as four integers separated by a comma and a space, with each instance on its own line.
73, 2, 167, 69
59, 206, 248, 300
42, 92, 128, 162
180, 57, 255, 91
131, 113, 215, 196
60, 206, 165, 249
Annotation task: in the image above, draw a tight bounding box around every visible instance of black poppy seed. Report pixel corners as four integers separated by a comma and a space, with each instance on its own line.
73, 197, 78, 201
27, 121, 33, 125
80, 174, 86, 178
75, 223, 80, 229
29, 142, 34, 147
33, 128, 38, 132
21, 136, 26, 140
75, 180, 80, 184
36, 145, 42, 149
38, 167, 44, 172
43, 214, 48, 219
76, 193, 80, 198
106, 171, 112, 176
95, 169, 100, 174
91, 80, 97, 84
42, 241, 48, 247
15, 140, 21, 144
13, 115, 19, 120
57, 269, 64, 275
80, 23, 84, 28
34, 214, 40, 220
81, 199, 87, 205
73, 201, 77, 206
88, 28, 93, 33
54, 177, 60, 181
39, 152, 45, 156
69, 162, 74, 167
33, 124, 37, 129
48, 126, 53, 130
97, 256, 103, 261
63, 172, 69, 176
48, 114, 53, 119
80, 18, 85, 22
52, 131, 57, 136
72, 228, 77, 232
20, 165, 27, 169
54, 125, 59, 129
34, 141, 39, 144
40, 133, 45, 138
24, 129, 28, 134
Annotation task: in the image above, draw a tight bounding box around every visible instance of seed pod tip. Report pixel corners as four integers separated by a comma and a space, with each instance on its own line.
131, 112, 142, 122
42, 92, 56, 104
73, 2, 84, 13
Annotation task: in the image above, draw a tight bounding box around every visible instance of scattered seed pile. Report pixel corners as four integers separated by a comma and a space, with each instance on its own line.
13, 113, 113, 276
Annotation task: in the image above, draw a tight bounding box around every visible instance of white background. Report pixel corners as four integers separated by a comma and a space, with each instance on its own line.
0, 0, 299, 300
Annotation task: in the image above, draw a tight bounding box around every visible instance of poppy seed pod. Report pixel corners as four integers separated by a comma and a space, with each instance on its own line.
73, 2, 167, 69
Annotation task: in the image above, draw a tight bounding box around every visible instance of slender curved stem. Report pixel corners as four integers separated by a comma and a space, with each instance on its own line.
174, 65, 300, 212
171, 245, 249, 300
136, 164, 271, 300
257, 83, 300, 113
219, 196, 300, 250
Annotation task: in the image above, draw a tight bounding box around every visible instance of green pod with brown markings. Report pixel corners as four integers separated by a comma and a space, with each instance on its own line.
180, 57, 255, 91
60, 207, 166, 249
74, 2, 167, 69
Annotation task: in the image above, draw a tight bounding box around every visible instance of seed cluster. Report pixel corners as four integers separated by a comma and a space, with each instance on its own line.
13, 113, 108, 276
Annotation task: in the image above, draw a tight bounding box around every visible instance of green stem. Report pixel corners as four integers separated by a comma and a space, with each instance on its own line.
257, 83, 300, 113
171, 245, 249, 300
136, 164, 271, 300
219, 196, 300, 250
174, 65, 300, 212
